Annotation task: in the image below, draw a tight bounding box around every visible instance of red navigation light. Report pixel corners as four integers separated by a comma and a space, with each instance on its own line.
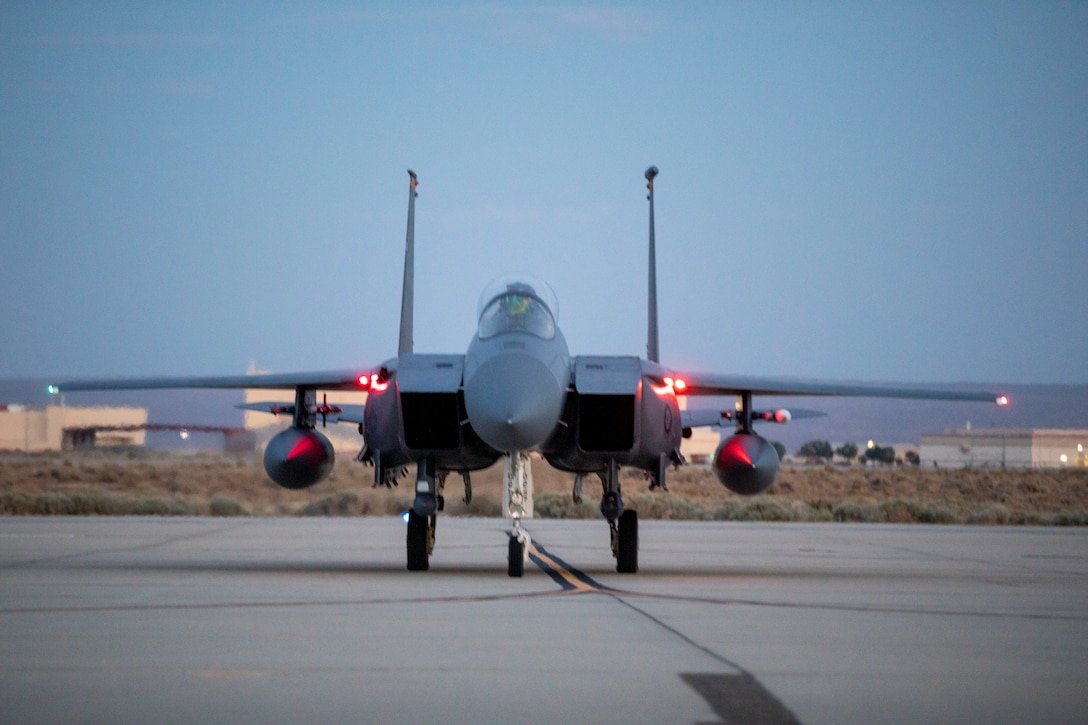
357, 373, 389, 391
996, 395, 1010, 407
651, 377, 675, 396
651, 376, 689, 396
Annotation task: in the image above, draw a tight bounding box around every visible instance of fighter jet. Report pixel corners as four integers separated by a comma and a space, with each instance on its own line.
54, 168, 1008, 576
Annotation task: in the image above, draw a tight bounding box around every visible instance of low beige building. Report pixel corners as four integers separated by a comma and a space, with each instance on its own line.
678, 398, 723, 464
682, 424, 721, 464
0, 405, 147, 451
920, 428, 1088, 469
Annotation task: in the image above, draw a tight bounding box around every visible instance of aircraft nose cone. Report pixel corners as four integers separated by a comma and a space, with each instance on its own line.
464, 352, 564, 452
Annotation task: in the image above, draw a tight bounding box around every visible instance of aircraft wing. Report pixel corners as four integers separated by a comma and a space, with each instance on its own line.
53, 368, 373, 393
676, 372, 1006, 404
329, 404, 366, 424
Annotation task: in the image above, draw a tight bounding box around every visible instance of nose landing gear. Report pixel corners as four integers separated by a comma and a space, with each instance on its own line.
505, 452, 533, 577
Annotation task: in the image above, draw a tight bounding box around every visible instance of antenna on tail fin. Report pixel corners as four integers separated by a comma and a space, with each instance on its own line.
398, 170, 419, 355
645, 166, 660, 363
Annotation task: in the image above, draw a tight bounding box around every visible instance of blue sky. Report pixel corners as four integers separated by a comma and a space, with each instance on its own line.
2, 2, 1086, 385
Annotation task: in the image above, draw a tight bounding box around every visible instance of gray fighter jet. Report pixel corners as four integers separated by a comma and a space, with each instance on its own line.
54, 168, 1007, 576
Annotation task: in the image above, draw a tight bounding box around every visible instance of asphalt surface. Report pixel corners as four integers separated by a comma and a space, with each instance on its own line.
1, 517, 1085, 724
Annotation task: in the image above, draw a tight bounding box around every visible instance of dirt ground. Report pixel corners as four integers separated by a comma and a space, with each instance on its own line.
1, 450, 1086, 524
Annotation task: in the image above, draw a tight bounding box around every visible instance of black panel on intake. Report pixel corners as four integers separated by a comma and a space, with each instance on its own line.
577, 394, 635, 452
401, 392, 460, 450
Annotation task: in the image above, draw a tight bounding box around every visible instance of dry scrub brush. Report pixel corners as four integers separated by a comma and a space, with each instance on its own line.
1, 451, 1085, 524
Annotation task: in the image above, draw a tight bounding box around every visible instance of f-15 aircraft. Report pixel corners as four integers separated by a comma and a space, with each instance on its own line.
54, 168, 1007, 576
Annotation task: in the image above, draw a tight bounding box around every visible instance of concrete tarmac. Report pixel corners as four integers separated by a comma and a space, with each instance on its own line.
1, 516, 1085, 724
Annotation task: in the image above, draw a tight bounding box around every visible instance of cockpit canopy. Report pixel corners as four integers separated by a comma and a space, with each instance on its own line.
476, 275, 558, 340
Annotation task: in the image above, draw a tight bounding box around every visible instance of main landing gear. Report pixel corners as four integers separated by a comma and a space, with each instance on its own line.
407, 458, 439, 571
597, 459, 638, 574
406, 455, 527, 575
404, 454, 640, 575
612, 509, 638, 573
406, 509, 435, 571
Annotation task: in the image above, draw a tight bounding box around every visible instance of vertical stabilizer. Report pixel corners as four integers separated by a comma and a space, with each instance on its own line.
398, 170, 419, 355
645, 166, 660, 363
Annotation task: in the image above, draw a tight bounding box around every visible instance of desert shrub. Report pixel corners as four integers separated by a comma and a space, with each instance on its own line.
1049, 511, 1088, 526
133, 497, 190, 516
209, 495, 247, 517
351, 493, 385, 517
874, 499, 956, 524
625, 494, 710, 520
457, 492, 503, 517
727, 497, 794, 522
786, 500, 833, 522
93, 468, 121, 485
0, 491, 36, 514
711, 500, 742, 520
966, 503, 1013, 525
298, 491, 360, 516
23, 491, 128, 515
805, 499, 837, 518
915, 504, 956, 524
832, 503, 870, 522
533, 492, 597, 519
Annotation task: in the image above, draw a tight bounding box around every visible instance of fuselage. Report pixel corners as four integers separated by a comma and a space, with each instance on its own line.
462, 276, 570, 453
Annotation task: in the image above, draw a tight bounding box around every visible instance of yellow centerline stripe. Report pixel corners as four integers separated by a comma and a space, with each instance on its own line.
528, 542, 600, 593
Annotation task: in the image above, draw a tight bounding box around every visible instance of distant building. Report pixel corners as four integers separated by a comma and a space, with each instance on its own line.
0, 405, 147, 451
920, 428, 1088, 469
678, 399, 723, 464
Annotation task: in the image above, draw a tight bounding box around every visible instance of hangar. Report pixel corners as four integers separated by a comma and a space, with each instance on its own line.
920, 428, 1088, 469
0, 404, 147, 451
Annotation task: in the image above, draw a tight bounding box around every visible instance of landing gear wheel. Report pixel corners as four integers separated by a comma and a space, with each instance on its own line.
616, 509, 638, 573
507, 536, 525, 578
406, 510, 430, 571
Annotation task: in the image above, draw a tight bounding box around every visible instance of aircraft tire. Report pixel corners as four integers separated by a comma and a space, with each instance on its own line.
508, 536, 525, 578
616, 509, 638, 573
407, 510, 430, 571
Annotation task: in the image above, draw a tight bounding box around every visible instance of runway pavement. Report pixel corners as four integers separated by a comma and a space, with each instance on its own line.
1, 516, 1085, 724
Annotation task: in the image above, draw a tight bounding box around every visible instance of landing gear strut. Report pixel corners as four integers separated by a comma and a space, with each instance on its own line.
599, 459, 624, 521
600, 459, 638, 573
408, 459, 438, 571
504, 453, 533, 577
